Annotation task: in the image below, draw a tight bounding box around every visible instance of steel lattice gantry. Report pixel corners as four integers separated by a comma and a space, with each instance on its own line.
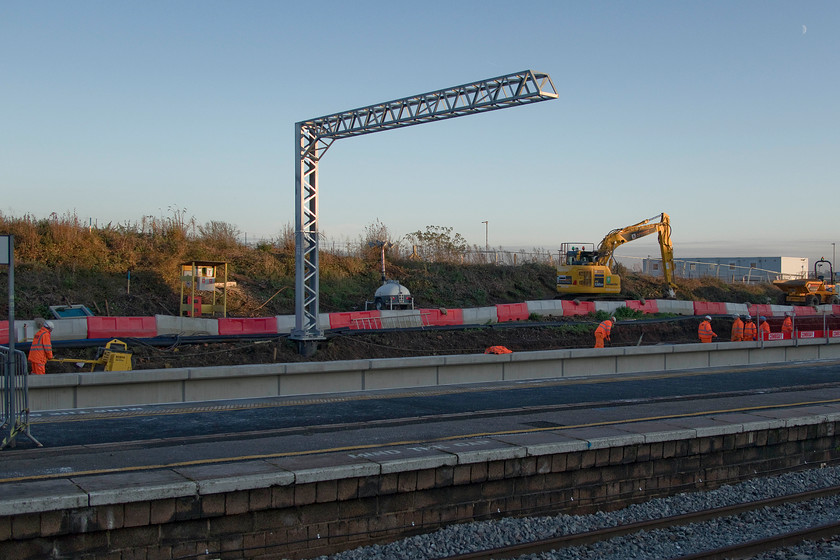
292, 69, 557, 353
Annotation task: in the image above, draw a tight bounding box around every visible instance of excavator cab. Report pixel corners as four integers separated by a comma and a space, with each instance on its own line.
556, 213, 677, 299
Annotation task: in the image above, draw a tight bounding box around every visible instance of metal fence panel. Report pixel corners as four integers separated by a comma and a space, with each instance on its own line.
1, 345, 41, 449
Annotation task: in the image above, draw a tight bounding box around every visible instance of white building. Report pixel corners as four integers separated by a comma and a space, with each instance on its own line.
642, 256, 809, 283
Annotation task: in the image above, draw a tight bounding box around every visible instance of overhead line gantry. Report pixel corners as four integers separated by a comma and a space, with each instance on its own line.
293, 70, 557, 355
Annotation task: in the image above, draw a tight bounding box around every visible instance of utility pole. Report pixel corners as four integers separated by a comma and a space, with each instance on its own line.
482, 221, 488, 252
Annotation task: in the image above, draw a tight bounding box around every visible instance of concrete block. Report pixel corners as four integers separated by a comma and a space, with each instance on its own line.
747, 345, 787, 364
444, 438, 527, 464
184, 374, 280, 402
0, 479, 89, 515
266, 453, 380, 483
723, 303, 750, 316
594, 301, 624, 314
276, 315, 295, 334
364, 366, 438, 390
461, 306, 498, 325
504, 350, 567, 381
616, 347, 667, 374
280, 370, 363, 396
665, 346, 712, 370
155, 315, 219, 336
368, 444, 459, 474
75, 371, 187, 408
525, 300, 564, 318
709, 348, 751, 366
379, 309, 424, 329
784, 344, 820, 362
187, 363, 284, 380
439, 355, 504, 385
560, 426, 645, 449
74, 470, 197, 506
173, 461, 294, 495
818, 342, 840, 359
51, 318, 89, 341
613, 421, 696, 443
656, 300, 696, 315
492, 432, 590, 456
563, 353, 617, 378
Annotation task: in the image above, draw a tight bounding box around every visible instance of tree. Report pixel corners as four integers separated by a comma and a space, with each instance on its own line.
405, 225, 468, 262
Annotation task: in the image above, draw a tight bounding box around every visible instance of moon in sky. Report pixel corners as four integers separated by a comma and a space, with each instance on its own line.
802, 24, 807, 34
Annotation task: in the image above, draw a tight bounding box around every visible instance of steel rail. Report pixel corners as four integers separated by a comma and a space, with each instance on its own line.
434, 484, 840, 560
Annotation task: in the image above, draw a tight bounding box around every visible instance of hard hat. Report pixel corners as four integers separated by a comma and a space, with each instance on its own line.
785, 311, 793, 317
760, 316, 766, 321
610, 316, 616, 323
745, 315, 752, 320
44, 321, 55, 330
732, 314, 739, 319
704, 315, 712, 321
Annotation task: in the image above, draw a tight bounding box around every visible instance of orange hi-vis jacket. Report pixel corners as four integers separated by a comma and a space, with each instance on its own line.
28, 327, 54, 364
781, 316, 793, 334
698, 320, 716, 343
759, 320, 771, 340
594, 319, 613, 348
730, 318, 744, 342
743, 321, 757, 341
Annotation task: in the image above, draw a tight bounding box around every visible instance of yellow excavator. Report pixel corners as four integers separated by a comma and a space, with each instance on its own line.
556, 212, 677, 299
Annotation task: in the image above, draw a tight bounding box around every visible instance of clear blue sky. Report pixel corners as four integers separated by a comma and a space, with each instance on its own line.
2, 1, 838, 266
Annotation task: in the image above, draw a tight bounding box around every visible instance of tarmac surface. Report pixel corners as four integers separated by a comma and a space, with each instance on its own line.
4, 359, 840, 486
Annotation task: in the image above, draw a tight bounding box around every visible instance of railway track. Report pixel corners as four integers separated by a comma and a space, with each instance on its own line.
435, 485, 840, 560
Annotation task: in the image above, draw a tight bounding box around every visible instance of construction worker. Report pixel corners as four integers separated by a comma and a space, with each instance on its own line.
28, 319, 54, 375
759, 316, 771, 340
698, 315, 717, 343
730, 314, 744, 342
594, 316, 616, 348
743, 315, 757, 341
781, 312, 793, 336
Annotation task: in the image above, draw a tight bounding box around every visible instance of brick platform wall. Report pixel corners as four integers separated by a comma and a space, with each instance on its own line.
2, 422, 838, 559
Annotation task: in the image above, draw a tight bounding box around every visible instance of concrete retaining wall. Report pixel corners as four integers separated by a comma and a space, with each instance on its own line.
26, 338, 840, 412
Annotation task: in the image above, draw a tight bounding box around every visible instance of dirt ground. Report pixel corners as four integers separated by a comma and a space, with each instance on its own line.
48, 317, 706, 373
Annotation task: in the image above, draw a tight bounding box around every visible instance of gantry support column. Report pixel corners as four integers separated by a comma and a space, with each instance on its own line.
292, 70, 558, 354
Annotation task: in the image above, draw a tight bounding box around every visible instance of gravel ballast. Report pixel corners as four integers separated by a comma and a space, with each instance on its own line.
309, 464, 840, 560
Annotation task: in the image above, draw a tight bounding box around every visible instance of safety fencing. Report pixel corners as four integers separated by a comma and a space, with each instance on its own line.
1, 301, 840, 345
0, 345, 41, 449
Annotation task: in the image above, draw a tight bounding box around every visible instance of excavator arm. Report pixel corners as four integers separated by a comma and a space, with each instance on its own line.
594, 213, 677, 297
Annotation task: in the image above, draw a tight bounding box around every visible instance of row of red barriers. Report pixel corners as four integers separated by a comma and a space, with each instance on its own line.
3, 302, 840, 344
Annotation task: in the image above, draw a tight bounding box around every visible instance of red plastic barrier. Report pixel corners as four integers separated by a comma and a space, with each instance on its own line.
0, 321, 8, 345
797, 330, 821, 339
496, 303, 529, 323
625, 300, 659, 313
794, 306, 817, 316
217, 317, 278, 336
561, 300, 595, 316
328, 311, 381, 330
420, 308, 464, 327
693, 302, 727, 316
832, 305, 840, 315
87, 316, 157, 339
748, 304, 773, 318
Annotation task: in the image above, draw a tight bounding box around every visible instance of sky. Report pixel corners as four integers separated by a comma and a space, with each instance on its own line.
2, 1, 838, 266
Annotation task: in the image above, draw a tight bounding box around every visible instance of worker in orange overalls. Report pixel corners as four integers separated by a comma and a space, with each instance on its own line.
698, 315, 717, 343
28, 319, 55, 375
742, 315, 757, 341
781, 312, 793, 336
594, 316, 615, 348
730, 314, 744, 342
759, 316, 771, 340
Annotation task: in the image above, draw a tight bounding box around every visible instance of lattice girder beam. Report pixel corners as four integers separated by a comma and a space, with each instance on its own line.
291, 70, 557, 347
